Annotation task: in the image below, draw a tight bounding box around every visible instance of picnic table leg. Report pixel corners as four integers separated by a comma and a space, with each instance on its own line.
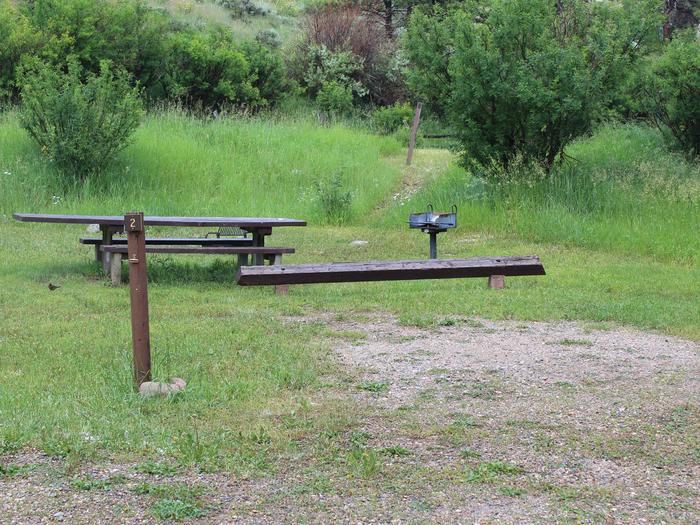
251, 231, 264, 266
110, 253, 123, 286
99, 226, 116, 274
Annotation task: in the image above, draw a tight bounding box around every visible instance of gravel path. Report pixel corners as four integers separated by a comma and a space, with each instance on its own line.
2, 317, 699, 524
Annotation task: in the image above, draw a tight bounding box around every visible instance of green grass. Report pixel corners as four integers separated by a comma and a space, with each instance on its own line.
388, 123, 700, 266
0, 109, 403, 223
464, 460, 523, 483
1, 110, 699, 474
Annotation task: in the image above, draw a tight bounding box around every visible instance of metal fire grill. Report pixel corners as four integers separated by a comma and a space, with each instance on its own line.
409, 204, 457, 259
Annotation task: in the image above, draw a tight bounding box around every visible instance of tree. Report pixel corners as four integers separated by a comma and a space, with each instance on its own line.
405, 0, 660, 170
644, 31, 700, 155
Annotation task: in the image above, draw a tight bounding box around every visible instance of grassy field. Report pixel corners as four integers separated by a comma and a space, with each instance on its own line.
1, 112, 699, 522
0, 110, 402, 221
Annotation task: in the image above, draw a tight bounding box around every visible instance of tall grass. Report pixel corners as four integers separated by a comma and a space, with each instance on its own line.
0, 110, 403, 224
390, 124, 700, 265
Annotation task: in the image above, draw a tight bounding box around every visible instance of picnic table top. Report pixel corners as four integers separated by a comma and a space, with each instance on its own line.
13, 213, 307, 228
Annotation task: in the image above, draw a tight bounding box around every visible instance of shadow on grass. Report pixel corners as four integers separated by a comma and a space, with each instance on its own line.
134, 257, 238, 285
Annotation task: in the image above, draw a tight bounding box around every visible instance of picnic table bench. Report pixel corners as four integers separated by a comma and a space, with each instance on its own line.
103, 245, 294, 292
13, 213, 305, 284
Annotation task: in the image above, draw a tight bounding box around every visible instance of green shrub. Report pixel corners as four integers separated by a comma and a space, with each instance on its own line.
255, 28, 281, 49
0, 0, 41, 102
0, 0, 287, 110
293, 5, 404, 106
241, 41, 289, 108
313, 172, 353, 224
644, 31, 700, 155
317, 80, 353, 116
371, 102, 413, 134
299, 44, 366, 100
405, 0, 661, 170
163, 31, 256, 109
25, 0, 169, 94
19, 59, 143, 180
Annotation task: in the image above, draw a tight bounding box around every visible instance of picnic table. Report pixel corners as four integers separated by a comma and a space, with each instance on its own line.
13, 213, 306, 270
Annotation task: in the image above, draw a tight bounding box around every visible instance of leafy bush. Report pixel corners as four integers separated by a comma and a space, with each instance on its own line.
371, 102, 413, 134
313, 172, 353, 224
0, 0, 41, 102
644, 31, 700, 155
298, 44, 366, 100
24, 0, 169, 94
255, 28, 281, 49
1, 0, 288, 110
317, 80, 353, 116
163, 31, 256, 109
405, 0, 660, 170
215, 0, 267, 18
19, 60, 143, 180
292, 4, 404, 106
240, 41, 290, 108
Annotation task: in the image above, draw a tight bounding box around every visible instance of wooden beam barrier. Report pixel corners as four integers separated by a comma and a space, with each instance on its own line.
236, 256, 545, 286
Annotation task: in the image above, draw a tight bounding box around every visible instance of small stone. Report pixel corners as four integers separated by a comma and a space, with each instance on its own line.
53, 511, 64, 521
170, 377, 186, 391
86, 224, 100, 233
139, 378, 186, 397
350, 240, 368, 246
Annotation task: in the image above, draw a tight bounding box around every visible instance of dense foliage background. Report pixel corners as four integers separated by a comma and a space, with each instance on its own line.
1, 0, 698, 178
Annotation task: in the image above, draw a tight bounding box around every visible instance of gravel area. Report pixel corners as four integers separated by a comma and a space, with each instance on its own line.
2, 317, 699, 524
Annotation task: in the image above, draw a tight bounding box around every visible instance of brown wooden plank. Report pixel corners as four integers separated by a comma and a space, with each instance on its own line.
14, 213, 306, 228
80, 237, 254, 246
101, 245, 294, 254
236, 256, 545, 286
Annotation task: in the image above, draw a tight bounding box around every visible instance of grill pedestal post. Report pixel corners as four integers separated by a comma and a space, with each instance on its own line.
429, 232, 438, 259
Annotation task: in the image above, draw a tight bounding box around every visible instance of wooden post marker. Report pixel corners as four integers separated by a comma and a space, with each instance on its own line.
125, 212, 151, 387
406, 102, 422, 166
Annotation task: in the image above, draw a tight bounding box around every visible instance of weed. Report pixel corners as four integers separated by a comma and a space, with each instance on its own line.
465, 380, 502, 400
347, 447, 380, 478
0, 463, 31, 478
500, 485, 526, 497
71, 474, 126, 491
556, 339, 594, 347
356, 381, 389, 393
292, 475, 333, 494
313, 172, 354, 224
410, 498, 435, 511
379, 445, 412, 457
150, 498, 207, 520
173, 430, 220, 470
465, 461, 523, 483
663, 403, 697, 431
460, 448, 482, 459
348, 430, 372, 448
451, 415, 481, 429
135, 462, 179, 477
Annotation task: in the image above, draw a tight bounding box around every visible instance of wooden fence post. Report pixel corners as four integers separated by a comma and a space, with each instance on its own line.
125, 212, 151, 387
406, 102, 423, 166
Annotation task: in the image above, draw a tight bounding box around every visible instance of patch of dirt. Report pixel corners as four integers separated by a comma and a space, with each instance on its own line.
2, 317, 699, 524
324, 315, 700, 524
